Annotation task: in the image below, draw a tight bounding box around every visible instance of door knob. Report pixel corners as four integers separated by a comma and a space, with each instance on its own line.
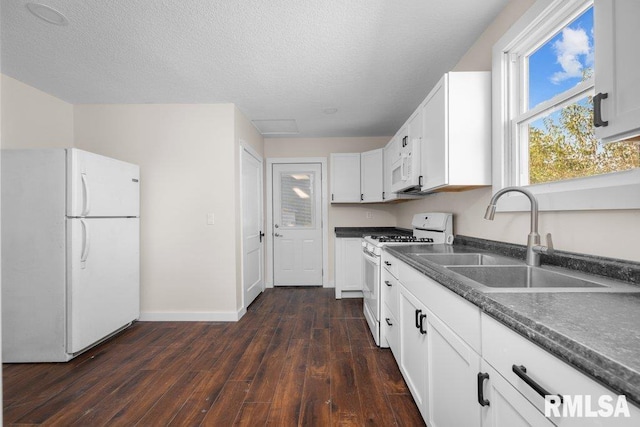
274, 233, 282, 237
274, 224, 279, 228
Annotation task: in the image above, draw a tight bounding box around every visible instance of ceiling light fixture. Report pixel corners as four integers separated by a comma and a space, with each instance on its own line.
26, 3, 69, 26
323, 108, 338, 114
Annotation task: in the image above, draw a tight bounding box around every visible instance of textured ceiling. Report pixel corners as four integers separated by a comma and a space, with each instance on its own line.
1, 0, 508, 137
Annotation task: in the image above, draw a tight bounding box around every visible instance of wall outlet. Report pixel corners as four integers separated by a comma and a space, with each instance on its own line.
366, 212, 373, 219
207, 213, 215, 225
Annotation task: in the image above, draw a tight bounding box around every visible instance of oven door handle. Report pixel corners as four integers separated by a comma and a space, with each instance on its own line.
362, 248, 379, 263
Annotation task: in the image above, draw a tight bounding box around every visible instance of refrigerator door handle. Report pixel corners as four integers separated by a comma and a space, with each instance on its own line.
80, 219, 91, 268
81, 172, 91, 216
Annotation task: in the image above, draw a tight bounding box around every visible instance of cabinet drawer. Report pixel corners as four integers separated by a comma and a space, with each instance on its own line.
480, 361, 555, 427
398, 260, 481, 352
382, 304, 399, 357
382, 252, 399, 278
381, 268, 399, 319
482, 314, 640, 426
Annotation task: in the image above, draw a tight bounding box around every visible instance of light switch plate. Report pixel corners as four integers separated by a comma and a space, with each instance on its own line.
207, 213, 215, 225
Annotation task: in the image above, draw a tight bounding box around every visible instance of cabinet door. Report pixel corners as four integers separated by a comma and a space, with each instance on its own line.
421, 76, 447, 191
426, 311, 481, 427
383, 138, 399, 201
399, 287, 429, 419
330, 153, 361, 202
595, 0, 640, 143
479, 362, 554, 427
382, 304, 399, 353
360, 148, 384, 202
334, 238, 363, 298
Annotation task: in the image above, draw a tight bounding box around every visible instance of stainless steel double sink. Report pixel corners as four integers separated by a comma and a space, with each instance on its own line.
412, 253, 640, 293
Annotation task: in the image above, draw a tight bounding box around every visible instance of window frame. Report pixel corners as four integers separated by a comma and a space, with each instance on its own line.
491, 0, 640, 212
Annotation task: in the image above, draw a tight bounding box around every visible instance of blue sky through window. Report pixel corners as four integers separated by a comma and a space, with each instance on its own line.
528, 7, 594, 110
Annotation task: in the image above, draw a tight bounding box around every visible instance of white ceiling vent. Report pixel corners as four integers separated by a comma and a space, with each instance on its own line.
252, 119, 299, 136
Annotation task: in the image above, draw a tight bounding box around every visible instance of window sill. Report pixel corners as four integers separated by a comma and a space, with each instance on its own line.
494, 169, 640, 212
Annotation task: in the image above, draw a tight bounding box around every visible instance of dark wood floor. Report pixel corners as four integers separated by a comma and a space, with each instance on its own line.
3, 287, 424, 426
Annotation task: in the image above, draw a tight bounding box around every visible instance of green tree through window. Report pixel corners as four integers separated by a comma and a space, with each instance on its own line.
528, 83, 640, 185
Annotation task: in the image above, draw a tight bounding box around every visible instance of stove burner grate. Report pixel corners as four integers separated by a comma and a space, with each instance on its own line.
370, 235, 434, 243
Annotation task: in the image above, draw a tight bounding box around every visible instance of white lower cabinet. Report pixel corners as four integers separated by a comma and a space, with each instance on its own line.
479, 361, 554, 427
334, 238, 363, 299
482, 313, 640, 427
381, 259, 399, 351
399, 283, 482, 426
392, 258, 640, 427
382, 303, 400, 357
426, 310, 481, 427
399, 287, 429, 419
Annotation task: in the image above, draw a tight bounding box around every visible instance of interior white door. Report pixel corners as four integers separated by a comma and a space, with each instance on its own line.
67, 217, 140, 353
241, 146, 264, 308
272, 163, 323, 286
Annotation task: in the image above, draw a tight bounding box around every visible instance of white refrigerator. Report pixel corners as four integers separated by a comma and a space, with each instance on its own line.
2, 148, 140, 362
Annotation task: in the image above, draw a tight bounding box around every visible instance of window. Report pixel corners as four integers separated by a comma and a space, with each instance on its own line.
493, 0, 640, 211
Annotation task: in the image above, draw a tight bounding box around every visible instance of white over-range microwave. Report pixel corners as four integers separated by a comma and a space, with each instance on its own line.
390, 135, 422, 193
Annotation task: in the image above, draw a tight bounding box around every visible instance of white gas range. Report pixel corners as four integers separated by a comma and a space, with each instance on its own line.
362, 212, 454, 347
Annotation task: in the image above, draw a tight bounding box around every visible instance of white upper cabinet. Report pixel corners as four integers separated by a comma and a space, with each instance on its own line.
407, 108, 424, 188
383, 137, 400, 202
330, 153, 361, 203
360, 148, 384, 203
594, 0, 640, 143
421, 72, 491, 192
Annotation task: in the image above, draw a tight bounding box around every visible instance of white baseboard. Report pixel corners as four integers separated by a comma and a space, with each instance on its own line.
336, 290, 364, 299
139, 310, 243, 322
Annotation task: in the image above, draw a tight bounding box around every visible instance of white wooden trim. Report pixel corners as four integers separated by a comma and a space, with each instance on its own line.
139, 308, 245, 322
265, 157, 329, 288
492, 0, 640, 211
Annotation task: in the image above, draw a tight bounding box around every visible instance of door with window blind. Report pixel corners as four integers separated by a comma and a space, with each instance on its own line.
272, 163, 323, 286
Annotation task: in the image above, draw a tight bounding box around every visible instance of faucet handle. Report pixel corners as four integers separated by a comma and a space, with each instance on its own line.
532, 233, 554, 256
545, 233, 554, 253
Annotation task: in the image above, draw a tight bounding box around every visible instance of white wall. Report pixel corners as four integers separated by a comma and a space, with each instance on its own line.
265, 137, 397, 283
395, 0, 640, 262
1, 75, 74, 149
74, 104, 247, 318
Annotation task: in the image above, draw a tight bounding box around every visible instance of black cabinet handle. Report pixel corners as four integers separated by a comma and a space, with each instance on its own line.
419, 314, 427, 334
331, 194, 334, 201
512, 365, 563, 405
385, 318, 393, 326
384, 261, 391, 266
382, 191, 385, 200
361, 193, 364, 201
418, 175, 423, 186
415, 309, 422, 329
384, 280, 392, 287
259, 231, 265, 243
477, 372, 490, 407
594, 92, 609, 128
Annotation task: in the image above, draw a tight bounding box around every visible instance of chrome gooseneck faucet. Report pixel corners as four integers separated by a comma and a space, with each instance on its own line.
484, 186, 553, 267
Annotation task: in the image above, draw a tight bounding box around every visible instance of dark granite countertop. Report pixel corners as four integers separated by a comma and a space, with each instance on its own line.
334, 226, 412, 238
384, 236, 640, 406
